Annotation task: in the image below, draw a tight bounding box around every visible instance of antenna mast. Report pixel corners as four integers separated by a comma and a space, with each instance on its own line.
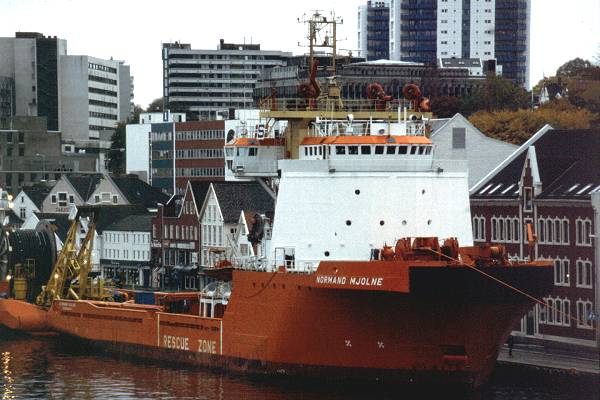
299, 11, 343, 74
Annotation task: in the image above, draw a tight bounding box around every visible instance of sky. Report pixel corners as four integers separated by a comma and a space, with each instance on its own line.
2, 0, 599, 107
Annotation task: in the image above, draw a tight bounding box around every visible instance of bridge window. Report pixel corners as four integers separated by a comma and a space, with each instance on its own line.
375, 146, 384, 154
318, 146, 323, 155
361, 145, 371, 155
386, 146, 396, 155
249, 147, 257, 156
418, 146, 426, 155
410, 146, 417, 155
348, 146, 359, 155
309, 147, 314, 156
304, 147, 308, 156
398, 146, 408, 154
425, 146, 432, 155
335, 146, 346, 155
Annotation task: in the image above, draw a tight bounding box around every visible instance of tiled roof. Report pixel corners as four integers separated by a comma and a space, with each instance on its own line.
66, 174, 103, 201
22, 183, 54, 209
472, 129, 600, 200
104, 214, 153, 233
111, 175, 170, 208
76, 205, 150, 234
212, 182, 275, 223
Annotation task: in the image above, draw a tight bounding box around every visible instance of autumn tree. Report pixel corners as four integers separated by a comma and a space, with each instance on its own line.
556, 58, 594, 77
469, 100, 598, 145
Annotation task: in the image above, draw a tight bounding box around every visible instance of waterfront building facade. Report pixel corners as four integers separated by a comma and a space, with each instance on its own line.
162, 40, 291, 120
101, 214, 153, 288
358, 1, 390, 60
388, 0, 530, 86
470, 127, 600, 349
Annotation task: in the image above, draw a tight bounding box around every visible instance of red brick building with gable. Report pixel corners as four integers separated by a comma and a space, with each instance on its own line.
470, 127, 599, 350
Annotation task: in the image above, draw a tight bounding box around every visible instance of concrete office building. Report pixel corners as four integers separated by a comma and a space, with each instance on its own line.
0, 32, 67, 131
388, 0, 530, 86
357, 1, 390, 61
60, 55, 133, 143
162, 39, 291, 120
0, 32, 134, 142
0, 76, 15, 128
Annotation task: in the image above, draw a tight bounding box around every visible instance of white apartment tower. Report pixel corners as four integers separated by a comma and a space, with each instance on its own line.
388, 0, 530, 87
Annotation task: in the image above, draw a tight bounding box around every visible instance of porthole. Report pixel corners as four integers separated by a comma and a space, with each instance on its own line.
346, 220, 352, 226
422, 189, 426, 195
380, 220, 385, 226
355, 189, 360, 195
402, 220, 407, 225
427, 219, 432, 225
324, 251, 330, 257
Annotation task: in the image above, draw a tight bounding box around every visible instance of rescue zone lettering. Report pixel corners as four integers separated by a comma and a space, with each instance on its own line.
163, 335, 190, 351
315, 276, 383, 286
198, 339, 217, 354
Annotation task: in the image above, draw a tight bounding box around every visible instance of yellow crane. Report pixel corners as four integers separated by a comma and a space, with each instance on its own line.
36, 211, 112, 307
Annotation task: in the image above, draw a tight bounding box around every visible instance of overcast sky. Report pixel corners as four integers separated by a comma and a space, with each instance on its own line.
2, 0, 599, 107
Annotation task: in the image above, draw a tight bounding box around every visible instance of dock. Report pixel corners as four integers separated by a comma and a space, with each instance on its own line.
497, 344, 599, 376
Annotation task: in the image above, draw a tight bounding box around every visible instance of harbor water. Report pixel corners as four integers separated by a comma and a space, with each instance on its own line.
0, 334, 598, 400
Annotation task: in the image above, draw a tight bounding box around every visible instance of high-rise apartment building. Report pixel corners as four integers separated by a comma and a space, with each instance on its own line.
386, 0, 530, 86
358, 1, 390, 61
162, 39, 291, 120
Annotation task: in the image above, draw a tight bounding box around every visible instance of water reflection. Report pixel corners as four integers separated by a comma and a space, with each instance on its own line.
0, 335, 597, 400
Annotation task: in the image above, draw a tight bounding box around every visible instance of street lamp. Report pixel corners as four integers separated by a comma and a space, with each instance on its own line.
35, 153, 46, 180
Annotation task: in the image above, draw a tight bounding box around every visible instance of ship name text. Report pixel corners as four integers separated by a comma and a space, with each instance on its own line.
315, 275, 384, 287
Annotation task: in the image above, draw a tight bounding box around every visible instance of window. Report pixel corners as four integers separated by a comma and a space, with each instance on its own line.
523, 187, 533, 212
540, 296, 571, 327
386, 146, 396, 155
576, 218, 592, 246
374, 146, 384, 155
348, 146, 359, 155
576, 259, 593, 288
94, 195, 100, 203
576, 299, 594, 329
51, 194, 57, 204
335, 146, 346, 155
19, 208, 26, 219
112, 195, 118, 204
58, 192, 68, 207
398, 146, 408, 155
472, 216, 485, 241
553, 257, 570, 286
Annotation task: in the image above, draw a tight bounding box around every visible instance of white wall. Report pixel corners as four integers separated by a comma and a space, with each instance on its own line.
13, 191, 39, 221
125, 124, 151, 180
437, 0, 462, 58
60, 56, 89, 141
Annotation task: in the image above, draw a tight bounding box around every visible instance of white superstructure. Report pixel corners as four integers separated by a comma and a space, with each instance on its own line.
227, 116, 473, 273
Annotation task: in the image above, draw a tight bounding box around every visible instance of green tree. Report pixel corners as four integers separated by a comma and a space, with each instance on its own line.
146, 97, 164, 112
107, 122, 126, 175
130, 104, 143, 123
460, 76, 530, 116
556, 58, 593, 77
430, 96, 462, 118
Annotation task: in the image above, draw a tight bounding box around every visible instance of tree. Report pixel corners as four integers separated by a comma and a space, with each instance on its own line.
556, 58, 593, 77
130, 104, 143, 123
455, 76, 530, 116
146, 97, 164, 112
430, 96, 462, 118
469, 100, 598, 145
107, 122, 126, 175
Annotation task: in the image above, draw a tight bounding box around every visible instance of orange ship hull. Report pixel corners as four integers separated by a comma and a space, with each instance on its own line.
47, 262, 553, 388
0, 299, 49, 333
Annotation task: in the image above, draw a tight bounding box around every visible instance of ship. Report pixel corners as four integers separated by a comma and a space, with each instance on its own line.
0, 12, 553, 388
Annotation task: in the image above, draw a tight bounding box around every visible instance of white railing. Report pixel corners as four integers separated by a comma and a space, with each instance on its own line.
233, 257, 322, 274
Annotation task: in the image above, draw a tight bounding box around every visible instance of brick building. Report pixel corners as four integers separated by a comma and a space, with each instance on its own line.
470, 127, 600, 349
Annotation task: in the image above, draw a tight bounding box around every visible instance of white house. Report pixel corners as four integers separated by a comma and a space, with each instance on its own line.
430, 113, 519, 189
100, 214, 153, 287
